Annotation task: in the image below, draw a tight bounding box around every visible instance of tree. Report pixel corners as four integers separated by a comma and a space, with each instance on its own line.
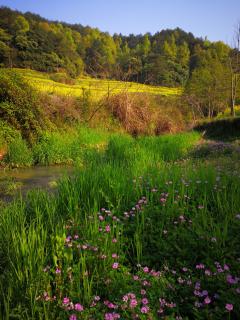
13, 15, 29, 34
229, 22, 240, 117
185, 56, 228, 119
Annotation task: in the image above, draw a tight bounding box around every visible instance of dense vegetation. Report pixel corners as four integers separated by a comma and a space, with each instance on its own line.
0, 68, 189, 168
0, 6, 240, 320
1, 131, 240, 319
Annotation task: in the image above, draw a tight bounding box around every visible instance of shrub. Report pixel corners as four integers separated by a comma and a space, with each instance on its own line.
107, 92, 154, 135
0, 69, 44, 143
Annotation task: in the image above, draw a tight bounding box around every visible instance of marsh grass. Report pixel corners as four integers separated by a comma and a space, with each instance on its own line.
1, 131, 240, 319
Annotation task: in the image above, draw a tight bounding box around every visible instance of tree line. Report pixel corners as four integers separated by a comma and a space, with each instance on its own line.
0, 6, 239, 117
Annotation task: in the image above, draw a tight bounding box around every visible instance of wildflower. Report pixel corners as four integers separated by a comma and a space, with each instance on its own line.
204, 296, 211, 304
99, 215, 104, 221
201, 290, 208, 297
65, 236, 72, 243
63, 297, 70, 305
112, 238, 117, 243
196, 263, 205, 269
142, 298, 149, 305
130, 299, 138, 308
143, 266, 149, 273
225, 304, 233, 311
104, 313, 120, 320
159, 298, 166, 307
112, 262, 119, 269
141, 289, 146, 295
112, 253, 118, 258
133, 275, 139, 281
122, 295, 128, 302
43, 292, 50, 301
105, 225, 111, 232
75, 303, 84, 311
55, 267, 61, 274
205, 269, 211, 276
69, 315, 77, 320
94, 295, 100, 301
226, 274, 238, 284
141, 306, 149, 313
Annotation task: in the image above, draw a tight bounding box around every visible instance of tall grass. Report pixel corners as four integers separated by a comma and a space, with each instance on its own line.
1, 131, 240, 319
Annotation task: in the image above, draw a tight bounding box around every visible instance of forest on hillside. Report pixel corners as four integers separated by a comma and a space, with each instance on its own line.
0, 6, 240, 118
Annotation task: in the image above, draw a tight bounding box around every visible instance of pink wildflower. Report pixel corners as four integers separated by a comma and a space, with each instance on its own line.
63, 297, 70, 305
142, 298, 149, 305
225, 304, 233, 311
141, 306, 149, 313
105, 225, 111, 232
204, 296, 211, 304
75, 303, 84, 311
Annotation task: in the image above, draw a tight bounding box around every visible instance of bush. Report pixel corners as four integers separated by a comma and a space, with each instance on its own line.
107, 92, 154, 135
0, 69, 44, 143
107, 92, 187, 136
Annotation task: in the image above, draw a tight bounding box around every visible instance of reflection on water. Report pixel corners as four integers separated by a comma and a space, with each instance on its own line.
0, 166, 73, 202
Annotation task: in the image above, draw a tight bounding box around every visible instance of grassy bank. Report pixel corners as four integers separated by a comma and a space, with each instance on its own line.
1, 131, 240, 319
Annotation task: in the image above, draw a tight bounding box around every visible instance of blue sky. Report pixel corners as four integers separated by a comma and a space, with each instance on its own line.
0, 0, 239, 43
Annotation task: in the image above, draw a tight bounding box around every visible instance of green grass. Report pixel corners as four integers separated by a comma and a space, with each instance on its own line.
13, 68, 182, 100
1, 131, 240, 319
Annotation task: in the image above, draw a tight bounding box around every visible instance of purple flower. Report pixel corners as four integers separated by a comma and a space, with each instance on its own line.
105, 225, 111, 232
55, 267, 61, 274
130, 299, 138, 308
141, 306, 149, 313
63, 297, 70, 305
74, 303, 84, 311
204, 296, 211, 304
69, 314, 77, 320
225, 304, 233, 311
112, 262, 119, 269
142, 298, 149, 305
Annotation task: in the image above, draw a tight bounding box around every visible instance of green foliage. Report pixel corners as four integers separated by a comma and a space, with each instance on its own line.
0, 120, 20, 146
1, 132, 240, 319
0, 69, 44, 143
0, 6, 229, 87
5, 137, 33, 167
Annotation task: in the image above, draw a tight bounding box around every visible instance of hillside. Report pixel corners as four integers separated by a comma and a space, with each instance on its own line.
14, 68, 182, 100
0, 6, 223, 87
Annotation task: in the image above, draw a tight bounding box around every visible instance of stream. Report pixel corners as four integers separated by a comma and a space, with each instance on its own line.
0, 165, 73, 202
